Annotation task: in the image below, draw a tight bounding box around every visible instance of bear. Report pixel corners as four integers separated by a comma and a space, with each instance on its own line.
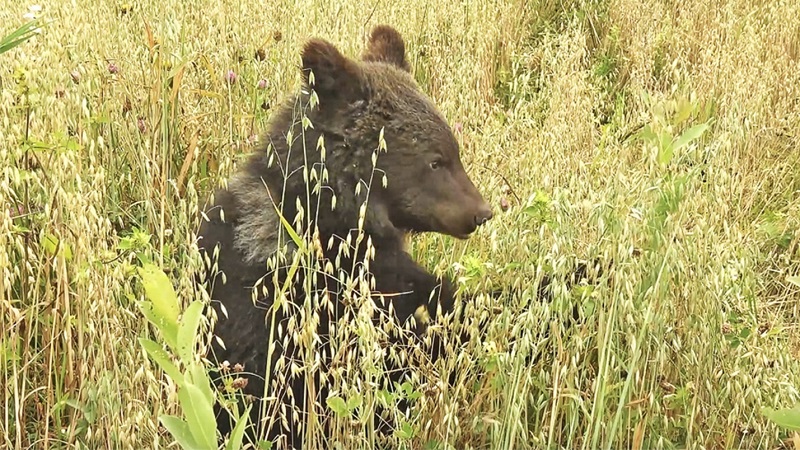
197, 25, 496, 449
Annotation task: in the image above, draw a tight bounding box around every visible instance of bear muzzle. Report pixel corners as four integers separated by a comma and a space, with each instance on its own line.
474, 203, 493, 226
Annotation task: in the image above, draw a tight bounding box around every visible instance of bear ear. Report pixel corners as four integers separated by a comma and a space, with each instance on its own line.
301, 38, 363, 99
362, 25, 410, 72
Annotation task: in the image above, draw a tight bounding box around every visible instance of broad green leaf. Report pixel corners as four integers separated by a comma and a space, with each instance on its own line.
424, 440, 443, 450
179, 383, 217, 449
40, 234, 56, 255
394, 421, 416, 439
346, 394, 362, 411
572, 285, 595, 299
184, 362, 215, 408
672, 124, 709, 151
521, 206, 540, 217
64, 137, 82, 152
326, 396, 349, 417
376, 389, 394, 406
406, 390, 422, 401
522, 191, 551, 223
761, 406, 800, 431
672, 99, 694, 126
137, 264, 180, 349
139, 338, 183, 385
225, 404, 253, 450
637, 124, 657, 144
138, 301, 178, 350
138, 264, 180, 323
656, 131, 673, 166
786, 275, 800, 289
139, 301, 178, 351
160, 415, 200, 450
177, 301, 204, 362
41, 234, 73, 260
582, 298, 597, 318
117, 237, 134, 250
533, 190, 550, 203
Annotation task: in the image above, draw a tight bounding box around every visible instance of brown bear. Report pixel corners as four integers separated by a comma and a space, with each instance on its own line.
197, 25, 494, 448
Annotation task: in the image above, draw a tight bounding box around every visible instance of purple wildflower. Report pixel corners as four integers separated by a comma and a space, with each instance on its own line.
226, 70, 238, 84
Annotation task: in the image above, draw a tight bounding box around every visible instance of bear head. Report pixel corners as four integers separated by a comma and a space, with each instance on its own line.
298, 25, 493, 240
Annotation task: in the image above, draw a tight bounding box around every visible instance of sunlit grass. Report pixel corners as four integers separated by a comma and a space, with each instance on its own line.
1, 0, 799, 448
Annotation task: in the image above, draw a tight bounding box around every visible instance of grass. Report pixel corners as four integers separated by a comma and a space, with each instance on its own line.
1, 0, 799, 448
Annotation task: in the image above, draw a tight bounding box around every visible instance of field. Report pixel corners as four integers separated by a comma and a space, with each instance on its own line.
2, 0, 800, 448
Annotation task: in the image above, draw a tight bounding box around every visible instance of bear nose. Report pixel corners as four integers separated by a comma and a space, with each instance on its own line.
474, 204, 493, 226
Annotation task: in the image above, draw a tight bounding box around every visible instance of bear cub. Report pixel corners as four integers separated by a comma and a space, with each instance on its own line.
198, 25, 494, 448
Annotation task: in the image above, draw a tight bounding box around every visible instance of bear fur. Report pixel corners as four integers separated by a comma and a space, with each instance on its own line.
197, 25, 495, 448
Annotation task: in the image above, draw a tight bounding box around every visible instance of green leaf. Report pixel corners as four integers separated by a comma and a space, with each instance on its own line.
41, 234, 56, 254
572, 285, 595, 299
656, 130, 674, 166
177, 301, 204, 362
394, 421, 416, 440
656, 148, 673, 166
272, 201, 304, 250
346, 394, 362, 411
326, 396, 349, 417
179, 383, 218, 449
137, 301, 177, 350
521, 206, 540, 217
637, 124, 657, 144
533, 190, 550, 204
671, 124, 709, 151
0, 20, 42, 55
225, 404, 253, 450
139, 338, 183, 385
0, 339, 21, 365
406, 390, 422, 401
184, 362, 215, 409
376, 389, 394, 406
581, 298, 597, 318
41, 234, 73, 260
761, 406, 800, 431
160, 415, 201, 450
672, 100, 693, 126
739, 327, 751, 340
64, 137, 82, 152
786, 275, 800, 289
424, 440, 443, 450
137, 264, 180, 349
522, 190, 552, 224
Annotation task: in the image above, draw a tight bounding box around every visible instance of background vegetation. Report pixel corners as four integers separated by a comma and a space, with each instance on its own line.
2, 0, 799, 448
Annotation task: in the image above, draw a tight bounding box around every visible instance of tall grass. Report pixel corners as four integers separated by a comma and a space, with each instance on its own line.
1, 0, 799, 448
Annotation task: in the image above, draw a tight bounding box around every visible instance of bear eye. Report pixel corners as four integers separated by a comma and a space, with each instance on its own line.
430, 159, 443, 170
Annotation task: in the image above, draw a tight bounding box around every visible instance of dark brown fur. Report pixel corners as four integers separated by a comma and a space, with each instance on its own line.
198, 26, 493, 448
362, 25, 411, 72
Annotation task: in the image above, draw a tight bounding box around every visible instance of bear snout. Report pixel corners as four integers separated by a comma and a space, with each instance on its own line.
474, 203, 493, 226
442, 201, 493, 238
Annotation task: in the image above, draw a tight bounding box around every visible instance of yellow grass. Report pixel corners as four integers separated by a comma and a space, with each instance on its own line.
1, 0, 799, 448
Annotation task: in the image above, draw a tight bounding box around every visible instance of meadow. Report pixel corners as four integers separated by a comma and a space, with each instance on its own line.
1, 0, 799, 448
